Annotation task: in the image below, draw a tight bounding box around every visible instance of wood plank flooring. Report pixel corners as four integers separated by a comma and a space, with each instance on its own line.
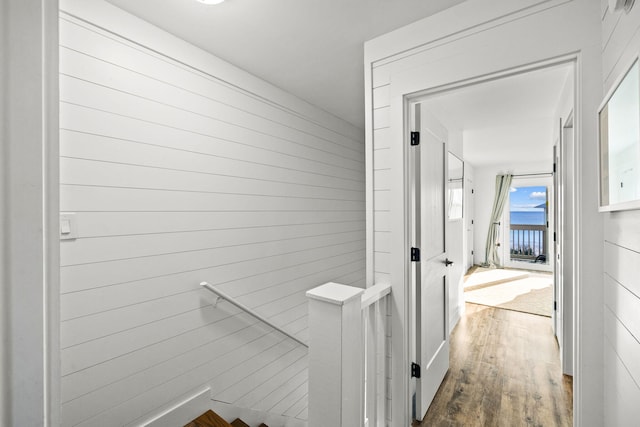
184, 410, 231, 427
416, 303, 572, 427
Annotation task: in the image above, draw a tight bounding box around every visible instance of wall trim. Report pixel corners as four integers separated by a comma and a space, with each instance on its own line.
1, 0, 60, 425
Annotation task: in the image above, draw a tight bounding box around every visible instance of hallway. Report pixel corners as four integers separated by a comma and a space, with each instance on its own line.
415, 303, 572, 426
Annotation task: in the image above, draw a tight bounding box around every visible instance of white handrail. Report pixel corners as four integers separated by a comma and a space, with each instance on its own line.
361, 282, 391, 309
200, 281, 309, 348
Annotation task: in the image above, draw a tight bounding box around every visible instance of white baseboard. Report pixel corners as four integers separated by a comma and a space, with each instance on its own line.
210, 400, 308, 427
449, 306, 462, 334
139, 387, 211, 427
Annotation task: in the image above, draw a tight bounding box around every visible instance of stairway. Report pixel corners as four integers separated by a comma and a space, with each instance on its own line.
184, 410, 269, 427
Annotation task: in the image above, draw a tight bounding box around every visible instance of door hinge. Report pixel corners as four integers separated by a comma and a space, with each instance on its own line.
410, 131, 420, 146
471, 220, 474, 225
472, 189, 474, 194
411, 362, 421, 378
471, 250, 474, 255
554, 232, 557, 242
411, 247, 421, 262
554, 301, 557, 311
553, 163, 557, 173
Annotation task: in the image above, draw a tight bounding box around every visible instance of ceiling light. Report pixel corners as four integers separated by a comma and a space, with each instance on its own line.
196, 0, 225, 5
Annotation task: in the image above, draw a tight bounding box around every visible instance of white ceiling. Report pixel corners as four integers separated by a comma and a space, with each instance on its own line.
422, 64, 573, 167
104, 0, 465, 130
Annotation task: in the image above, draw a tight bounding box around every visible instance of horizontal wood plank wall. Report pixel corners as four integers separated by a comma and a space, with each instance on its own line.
601, 0, 640, 423
59, 9, 364, 427
371, 67, 393, 423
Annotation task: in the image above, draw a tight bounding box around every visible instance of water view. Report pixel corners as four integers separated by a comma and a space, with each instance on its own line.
509, 186, 548, 261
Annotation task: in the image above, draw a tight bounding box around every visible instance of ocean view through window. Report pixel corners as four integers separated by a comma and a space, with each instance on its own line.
509, 185, 548, 263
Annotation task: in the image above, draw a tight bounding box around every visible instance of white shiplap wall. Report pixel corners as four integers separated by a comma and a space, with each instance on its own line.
371, 84, 393, 425
58, 3, 364, 426
601, 1, 640, 423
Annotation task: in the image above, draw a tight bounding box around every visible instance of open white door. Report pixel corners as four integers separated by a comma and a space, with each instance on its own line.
560, 115, 575, 376
411, 104, 450, 421
553, 142, 563, 346
466, 175, 475, 270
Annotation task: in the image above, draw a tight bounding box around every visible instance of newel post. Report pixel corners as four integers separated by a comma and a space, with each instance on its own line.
306, 282, 364, 427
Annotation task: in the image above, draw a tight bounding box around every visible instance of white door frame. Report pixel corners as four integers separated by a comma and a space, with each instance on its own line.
1, 0, 60, 425
560, 112, 575, 376
387, 55, 580, 426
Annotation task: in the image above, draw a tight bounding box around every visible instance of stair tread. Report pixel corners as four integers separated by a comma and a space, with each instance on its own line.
230, 419, 250, 427
184, 410, 232, 427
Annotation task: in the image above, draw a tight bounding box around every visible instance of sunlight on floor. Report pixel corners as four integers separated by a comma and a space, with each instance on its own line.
464, 266, 553, 317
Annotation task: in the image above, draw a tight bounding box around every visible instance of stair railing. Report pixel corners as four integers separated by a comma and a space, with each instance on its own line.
307, 281, 392, 427
200, 281, 308, 348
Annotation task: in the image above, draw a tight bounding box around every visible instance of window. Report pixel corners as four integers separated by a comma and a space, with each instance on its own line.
509, 185, 548, 263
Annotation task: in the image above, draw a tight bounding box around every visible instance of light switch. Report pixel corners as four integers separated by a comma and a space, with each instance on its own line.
60, 213, 78, 240
61, 219, 71, 234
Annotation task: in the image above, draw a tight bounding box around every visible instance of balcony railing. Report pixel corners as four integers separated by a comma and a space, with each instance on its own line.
510, 224, 547, 261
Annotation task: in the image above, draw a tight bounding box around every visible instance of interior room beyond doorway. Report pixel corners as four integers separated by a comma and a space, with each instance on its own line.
414, 59, 575, 423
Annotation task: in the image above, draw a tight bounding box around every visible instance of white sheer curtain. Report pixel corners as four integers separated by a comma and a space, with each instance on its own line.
483, 174, 513, 267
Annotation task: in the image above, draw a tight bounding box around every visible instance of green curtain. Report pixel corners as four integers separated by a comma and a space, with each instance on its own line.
484, 174, 513, 267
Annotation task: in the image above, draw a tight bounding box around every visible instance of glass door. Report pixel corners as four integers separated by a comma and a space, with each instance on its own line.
508, 185, 549, 265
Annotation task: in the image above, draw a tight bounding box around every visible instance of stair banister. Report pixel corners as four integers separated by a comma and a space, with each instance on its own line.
307, 281, 391, 427
360, 282, 392, 309
200, 281, 308, 348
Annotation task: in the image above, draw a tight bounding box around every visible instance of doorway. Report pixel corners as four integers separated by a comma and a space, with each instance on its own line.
407, 60, 576, 422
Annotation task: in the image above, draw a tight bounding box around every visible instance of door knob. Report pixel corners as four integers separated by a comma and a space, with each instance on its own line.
444, 258, 453, 266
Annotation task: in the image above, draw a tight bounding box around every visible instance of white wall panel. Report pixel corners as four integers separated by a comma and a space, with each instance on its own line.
374, 169, 392, 190
58, 210, 364, 239
58, 16, 361, 148
61, 250, 364, 321
601, 1, 640, 86
602, 3, 640, 421
604, 339, 640, 427
604, 307, 640, 389
58, 3, 364, 425
373, 107, 390, 130
372, 85, 391, 109
374, 232, 392, 254
373, 190, 391, 211
60, 78, 363, 176
374, 212, 391, 232
374, 148, 392, 171
373, 128, 391, 150
59, 127, 364, 191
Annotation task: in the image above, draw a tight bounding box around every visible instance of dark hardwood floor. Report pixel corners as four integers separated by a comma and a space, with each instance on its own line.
416, 303, 572, 427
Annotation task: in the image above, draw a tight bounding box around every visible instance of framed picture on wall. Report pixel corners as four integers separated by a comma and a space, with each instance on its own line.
598, 54, 640, 212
